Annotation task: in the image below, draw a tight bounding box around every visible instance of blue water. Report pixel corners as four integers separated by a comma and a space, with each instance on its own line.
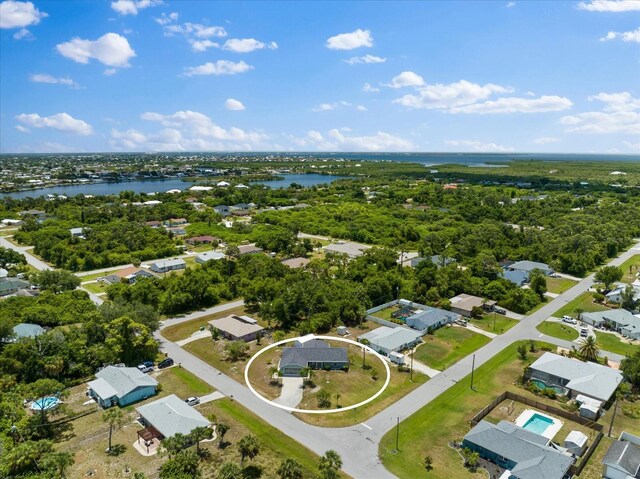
530, 379, 566, 395
31, 396, 60, 411
522, 413, 554, 435
257, 173, 348, 189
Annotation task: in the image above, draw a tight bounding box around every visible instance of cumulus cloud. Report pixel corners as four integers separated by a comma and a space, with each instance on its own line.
356, 105, 368, 111
326, 28, 373, 50
600, 27, 640, 42
291, 128, 412, 151
393, 79, 509, 109
445, 140, 515, 152
344, 54, 386, 64
0, 0, 47, 29
15, 112, 93, 135
182, 60, 253, 77
15, 125, 30, 133
577, 0, 640, 12
450, 95, 572, 114
30, 73, 79, 88
56, 33, 136, 68
13, 27, 31, 39
363, 82, 380, 93
159, 17, 227, 51
385, 71, 425, 88
506, 1, 516, 6
111, 0, 161, 16
222, 38, 278, 53
560, 91, 640, 134
311, 101, 366, 112
225, 98, 245, 111
154, 11, 178, 25
533, 136, 560, 144
190, 40, 218, 52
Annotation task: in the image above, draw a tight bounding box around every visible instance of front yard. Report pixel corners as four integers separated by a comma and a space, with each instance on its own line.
619, 254, 640, 284
554, 292, 609, 318
595, 331, 639, 357
536, 321, 579, 341
413, 326, 491, 371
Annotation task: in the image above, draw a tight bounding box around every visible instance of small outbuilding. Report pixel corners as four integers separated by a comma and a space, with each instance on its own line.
336, 326, 347, 336
389, 351, 405, 365
564, 430, 588, 456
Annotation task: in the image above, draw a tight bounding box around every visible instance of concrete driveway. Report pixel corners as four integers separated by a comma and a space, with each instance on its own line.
273, 377, 304, 409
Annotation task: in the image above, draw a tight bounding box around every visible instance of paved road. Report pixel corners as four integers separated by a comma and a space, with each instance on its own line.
160, 299, 246, 330
0, 236, 51, 270
156, 240, 640, 479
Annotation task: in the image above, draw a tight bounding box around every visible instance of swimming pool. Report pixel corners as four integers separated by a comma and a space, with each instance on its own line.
530, 379, 567, 396
30, 396, 60, 411
522, 413, 554, 435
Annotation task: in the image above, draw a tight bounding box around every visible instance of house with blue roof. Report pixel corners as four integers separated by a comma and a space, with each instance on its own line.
88, 366, 158, 408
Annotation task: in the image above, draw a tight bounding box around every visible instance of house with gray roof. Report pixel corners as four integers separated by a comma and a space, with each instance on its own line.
404, 306, 459, 332
88, 366, 158, 408
502, 260, 554, 286
359, 326, 422, 356
581, 309, 640, 340
10, 323, 45, 341
0, 277, 30, 297
462, 420, 574, 479
136, 394, 210, 439
603, 431, 640, 479
208, 314, 264, 342
528, 352, 623, 403
279, 338, 348, 377
149, 258, 186, 273
324, 241, 371, 259
195, 251, 225, 264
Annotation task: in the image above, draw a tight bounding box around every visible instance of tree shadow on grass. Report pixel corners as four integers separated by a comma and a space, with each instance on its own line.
242, 465, 262, 478
107, 444, 126, 456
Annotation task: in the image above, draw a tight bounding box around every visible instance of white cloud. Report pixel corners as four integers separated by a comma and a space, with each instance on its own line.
344, 54, 386, 64
222, 38, 278, 53
577, 0, 640, 12
394, 79, 509, 109
292, 128, 412, 151
363, 82, 380, 93
225, 98, 245, 111
15, 125, 30, 133
356, 105, 367, 111
506, 1, 516, 6
533, 136, 560, 144
15, 112, 93, 135
190, 40, 218, 52
154, 12, 178, 25
182, 60, 253, 77
56, 33, 136, 68
385, 71, 425, 88
623, 140, 640, 151
445, 140, 515, 152
111, 0, 161, 16
326, 28, 373, 50
312, 103, 337, 112
103, 68, 117, 76
560, 91, 640, 134
30, 73, 79, 88
13, 27, 31, 39
450, 95, 572, 114
0, 1, 47, 29
600, 27, 640, 42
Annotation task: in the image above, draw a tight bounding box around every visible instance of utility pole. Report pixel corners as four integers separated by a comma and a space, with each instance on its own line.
493, 310, 496, 332
410, 348, 414, 381
395, 417, 400, 451
470, 354, 476, 391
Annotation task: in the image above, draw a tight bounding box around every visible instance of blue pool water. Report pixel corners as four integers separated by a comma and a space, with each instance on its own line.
522, 413, 554, 435
31, 396, 60, 411
530, 379, 566, 395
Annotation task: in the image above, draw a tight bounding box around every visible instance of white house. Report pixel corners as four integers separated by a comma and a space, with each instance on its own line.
149, 258, 186, 274
581, 309, 640, 340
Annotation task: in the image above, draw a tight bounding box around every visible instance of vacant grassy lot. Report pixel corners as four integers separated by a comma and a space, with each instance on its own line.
162, 305, 252, 342
82, 282, 108, 295
554, 292, 608, 318
546, 276, 578, 294
470, 314, 518, 334
536, 321, 579, 341
595, 331, 639, 357
619, 254, 640, 284
78, 269, 122, 282
413, 326, 491, 370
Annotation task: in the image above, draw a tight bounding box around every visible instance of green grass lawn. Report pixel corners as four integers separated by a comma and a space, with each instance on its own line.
619, 254, 640, 284
554, 292, 608, 318
82, 282, 108, 294
162, 304, 250, 341
372, 306, 400, 321
413, 326, 491, 371
77, 269, 121, 282
595, 331, 639, 357
536, 321, 579, 341
165, 366, 212, 396
546, 276, 578, 294
469, 314, 518, 334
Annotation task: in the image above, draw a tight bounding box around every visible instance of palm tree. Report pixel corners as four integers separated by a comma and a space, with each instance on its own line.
335, 393, 341, 408
319, 450, 343, 472
277, 458, 303, 479
216, 423, 229, 447
269, 366, 281, 385
42, 451, 74, 479
575, 308, 584, 323
360, 338, 370, 367
218, 462, 242, 479
238, 434, 260, 463
189, 426, 212, 456
161, 433, 188, 457
579, 336, 600, 362
102, 408, 124, 453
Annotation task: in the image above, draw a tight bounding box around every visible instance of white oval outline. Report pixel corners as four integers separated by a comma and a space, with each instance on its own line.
244, 335, 391, 414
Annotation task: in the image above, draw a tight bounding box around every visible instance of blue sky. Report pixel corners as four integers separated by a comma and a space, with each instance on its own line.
1, 0, 639, 154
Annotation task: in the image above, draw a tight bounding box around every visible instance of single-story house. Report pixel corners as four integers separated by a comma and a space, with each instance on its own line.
397, 251, 420, 266
186, 235, 219, 246
70, 227, 85, 238
231, 203, 252, 211
238, 244, 263, 256
149, 258, 186, 273
279, 338, 349, 377
502, 260, 554, 286
0, 277, 30, 297
104, 267, 155, 285
164, 218, 187, 227
213, 205, 230, 216
324, 241, 372, 259
281, 257, 311, 269
208, 314, 264, 342
581, 310, 640, 340
404, 306, 459, 332
9, 323, 45, 341
502, 269, 530, 286
88, 366, 158, 408
564, 430, 588, 456
217, 181, 230, 187
462, 420, 574, 479
405, 255, 456, 269
449, 294, 497, 318
528, 352, 623, 403
605, 282, 640, 305
136, 394, 210, 440
195, 251, 225, 264
167, 227, 187, 236
145, 220, 162, 228
1, 218, 23, 226
358, 326, 422, 356
603, 431, 640, 479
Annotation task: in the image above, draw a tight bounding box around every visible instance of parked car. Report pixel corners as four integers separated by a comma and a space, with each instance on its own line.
142, 360, 154, 368
494, 307, 506, 315
157, 358, 174, 369
137, 364, 153, 373
562, 315, 577, 324
185, 397, 200, 406
580, 328, 589, 337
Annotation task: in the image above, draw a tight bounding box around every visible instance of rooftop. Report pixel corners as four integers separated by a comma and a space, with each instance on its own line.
281, 257, 311, 268
450, 293, 496, 312
208, 314, 264, 338
359, 326, 422, 351
324, 241, 371, 258
508, 260, 553, 272
12, 322, 45, 339
93, 366, 157, 399
603, 433, 640, 477
280, 340, 348, 368
136, 394, 210, 438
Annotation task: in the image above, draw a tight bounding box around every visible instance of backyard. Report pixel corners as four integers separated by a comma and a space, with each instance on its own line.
536, 321, 579, 341
553, 292, 608, 318
413, 326, 491, 371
